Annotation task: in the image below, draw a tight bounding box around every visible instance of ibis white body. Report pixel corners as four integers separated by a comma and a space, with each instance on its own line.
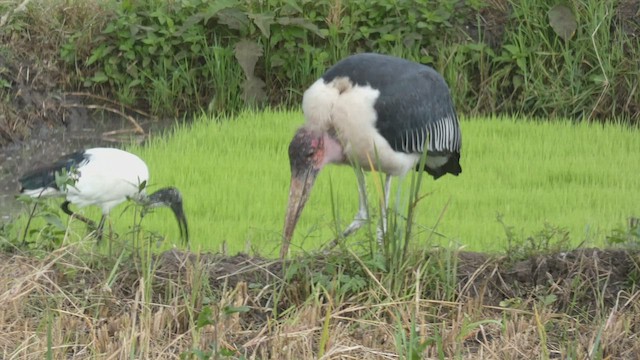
21, 148, 149, 214
19, 147, 189, 244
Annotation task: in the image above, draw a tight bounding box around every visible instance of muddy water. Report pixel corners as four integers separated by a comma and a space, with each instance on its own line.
0, 115, 175, 223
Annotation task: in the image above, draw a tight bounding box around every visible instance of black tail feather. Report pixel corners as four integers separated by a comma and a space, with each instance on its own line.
420, 153, 462, 180
19, 151, 87, 191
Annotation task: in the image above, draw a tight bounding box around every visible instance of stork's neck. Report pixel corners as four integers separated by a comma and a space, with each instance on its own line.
321, 132, 345, 166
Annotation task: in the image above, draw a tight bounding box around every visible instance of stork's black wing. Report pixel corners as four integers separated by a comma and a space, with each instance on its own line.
19, 150, 88, 191
323, 53, 462, 178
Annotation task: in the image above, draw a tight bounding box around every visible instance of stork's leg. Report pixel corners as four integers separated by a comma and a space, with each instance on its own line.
377, 174, 393, 246
61, 201, 97, 228
342, 168, 369, 237
324, 168, 370, 252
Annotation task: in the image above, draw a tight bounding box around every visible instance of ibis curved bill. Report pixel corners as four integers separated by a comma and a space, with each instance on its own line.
282, 53, 462, 258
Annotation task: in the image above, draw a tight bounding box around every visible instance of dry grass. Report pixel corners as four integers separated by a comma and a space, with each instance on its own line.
1, 243, 639, 359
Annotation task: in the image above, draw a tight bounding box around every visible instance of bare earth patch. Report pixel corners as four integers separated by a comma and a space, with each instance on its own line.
1, 247, 639, 359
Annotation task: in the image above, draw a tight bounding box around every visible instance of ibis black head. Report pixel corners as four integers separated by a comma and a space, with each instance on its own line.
143, 187, 189, 245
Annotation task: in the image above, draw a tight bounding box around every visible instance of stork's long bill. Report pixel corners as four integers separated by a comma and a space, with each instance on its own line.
282, 166, 318, 256
282, 128, 344, 259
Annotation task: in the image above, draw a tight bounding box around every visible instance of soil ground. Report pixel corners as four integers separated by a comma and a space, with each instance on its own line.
2, 247, 639, 358
4, 247, 639, 321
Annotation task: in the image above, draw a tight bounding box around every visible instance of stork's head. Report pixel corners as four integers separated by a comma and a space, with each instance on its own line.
281, 126, 343, 258
143, 187, 190, 245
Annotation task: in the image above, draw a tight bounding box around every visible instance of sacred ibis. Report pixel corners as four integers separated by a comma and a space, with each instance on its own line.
281, 53, 461, 258
18, 147, 189, 244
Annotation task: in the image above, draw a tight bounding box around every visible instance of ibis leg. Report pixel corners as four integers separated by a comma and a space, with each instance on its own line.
61, 201, 73, 216
61, 201, 97, 228
95, 215, 106, 243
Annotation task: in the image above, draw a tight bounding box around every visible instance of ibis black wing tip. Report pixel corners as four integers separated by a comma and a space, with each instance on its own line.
18, 170, 54, 192
18, 150, 88, 191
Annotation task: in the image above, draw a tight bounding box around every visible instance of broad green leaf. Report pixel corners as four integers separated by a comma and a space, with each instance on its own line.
276, 17, 324, 38
217, 8, 251, 33
512, 74, 524, 89
234, 39, 263, 78
86, 45, 114, 66
381, 33, 396, 42
203, 0, 240, 22
589, 73, 608, 85
249, 12, 275, 38
195, 307, 215, 329
548, 4, 577, 41
176, 14, 204, 36
43, 214, 66, 231
90, 72, 109, 83
541, 294, 558, 306
503, 44, 520, 56
222, 305, 250, 315
516, 57, 527, 72
281, 0, 303, 14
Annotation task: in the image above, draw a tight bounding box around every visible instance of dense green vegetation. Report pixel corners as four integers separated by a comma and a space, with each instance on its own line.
121, 111, 640, 256
1, 0, 638, 124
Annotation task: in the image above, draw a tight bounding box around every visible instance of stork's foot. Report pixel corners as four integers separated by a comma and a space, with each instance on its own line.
323, 214, 391, 253
323, 214, 369, 253
342, 217, 368, 238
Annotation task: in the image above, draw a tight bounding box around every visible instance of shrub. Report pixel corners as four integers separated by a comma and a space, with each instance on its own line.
52, 0, 640, 122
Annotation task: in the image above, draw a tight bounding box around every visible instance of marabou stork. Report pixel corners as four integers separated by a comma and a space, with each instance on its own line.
282, 53, 461, 258
18, 147, 189, 244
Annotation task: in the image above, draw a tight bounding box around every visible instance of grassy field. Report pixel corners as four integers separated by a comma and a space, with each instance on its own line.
9, 110, 639, 256
127, 110, 639, 257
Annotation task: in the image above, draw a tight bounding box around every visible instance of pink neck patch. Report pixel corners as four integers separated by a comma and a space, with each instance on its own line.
320, 133, 345, 166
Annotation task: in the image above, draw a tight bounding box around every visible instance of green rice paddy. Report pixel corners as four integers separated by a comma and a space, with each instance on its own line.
124, 110, 639, 257
14, 110, 640, 257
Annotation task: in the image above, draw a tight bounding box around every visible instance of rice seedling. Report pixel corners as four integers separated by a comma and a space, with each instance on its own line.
8, 110, 639, 257
123, 110, 639, 257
